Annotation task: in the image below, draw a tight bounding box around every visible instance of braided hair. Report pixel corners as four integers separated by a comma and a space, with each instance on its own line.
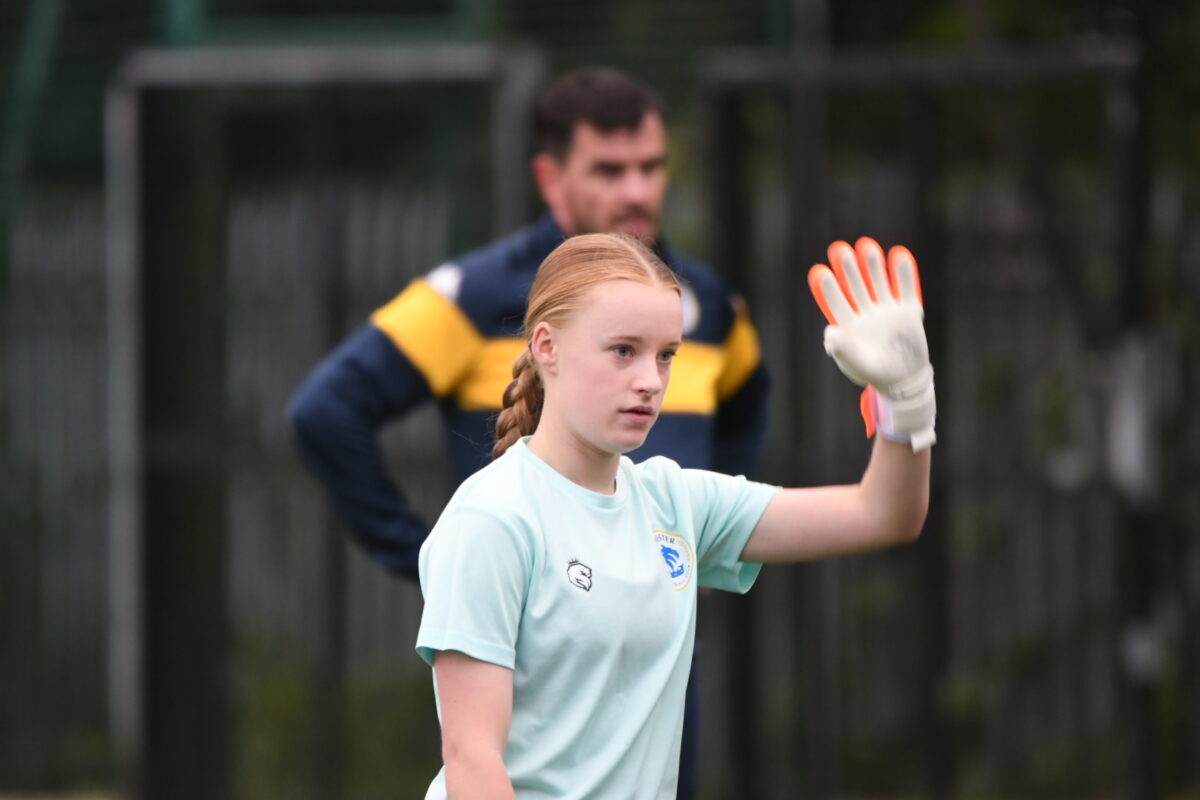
492, 233, 680, 459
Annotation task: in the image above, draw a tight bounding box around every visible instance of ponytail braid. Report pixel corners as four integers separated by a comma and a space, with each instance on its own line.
492, 348, 544, 459
492, 232, 679, 460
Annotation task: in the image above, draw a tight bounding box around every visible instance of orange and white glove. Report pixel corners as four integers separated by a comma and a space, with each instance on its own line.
808, 237, 936, 452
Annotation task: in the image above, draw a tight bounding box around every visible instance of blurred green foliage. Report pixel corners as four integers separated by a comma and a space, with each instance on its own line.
233, 629, 439, 799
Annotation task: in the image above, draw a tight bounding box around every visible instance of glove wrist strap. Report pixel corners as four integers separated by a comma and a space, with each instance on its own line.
874, 368, 937, 452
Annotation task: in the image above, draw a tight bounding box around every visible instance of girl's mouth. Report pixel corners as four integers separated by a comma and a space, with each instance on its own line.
620, 406, 655, 425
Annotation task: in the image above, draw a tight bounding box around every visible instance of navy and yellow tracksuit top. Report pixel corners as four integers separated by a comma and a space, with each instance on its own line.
289, 213, 770, 578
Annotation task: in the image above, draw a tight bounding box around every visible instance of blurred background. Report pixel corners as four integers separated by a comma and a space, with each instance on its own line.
2, 0, 1199, 798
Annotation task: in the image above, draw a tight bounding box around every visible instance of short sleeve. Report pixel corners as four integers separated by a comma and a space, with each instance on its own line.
683, 470, 780, 593
416, 505, 532, 669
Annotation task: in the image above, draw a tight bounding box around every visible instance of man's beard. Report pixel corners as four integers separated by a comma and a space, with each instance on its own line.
575, 208, 658, 244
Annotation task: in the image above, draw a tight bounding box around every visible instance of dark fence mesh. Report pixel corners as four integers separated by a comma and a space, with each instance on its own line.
3, 2, 1200, 798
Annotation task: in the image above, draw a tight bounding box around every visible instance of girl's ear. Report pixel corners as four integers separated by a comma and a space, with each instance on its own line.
529, 321, 557, 373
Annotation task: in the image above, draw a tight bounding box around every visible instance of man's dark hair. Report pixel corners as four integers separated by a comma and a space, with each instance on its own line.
534, 67, 663, 159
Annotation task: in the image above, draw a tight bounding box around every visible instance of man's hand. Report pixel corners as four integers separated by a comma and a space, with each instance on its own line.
808, 237, 936, 452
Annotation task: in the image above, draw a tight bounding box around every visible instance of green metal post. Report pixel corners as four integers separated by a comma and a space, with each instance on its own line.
0, 0, 64, 286
163, 0, 208, 44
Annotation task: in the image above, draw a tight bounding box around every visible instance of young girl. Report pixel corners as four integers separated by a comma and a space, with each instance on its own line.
415, 233, 934, 799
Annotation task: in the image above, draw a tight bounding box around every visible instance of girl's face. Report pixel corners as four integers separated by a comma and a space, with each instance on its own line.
535, 279, 682, 457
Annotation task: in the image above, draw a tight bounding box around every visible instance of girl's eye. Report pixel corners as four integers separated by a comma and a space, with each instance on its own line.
659, 350, 677, 363
613, 345, 633, 358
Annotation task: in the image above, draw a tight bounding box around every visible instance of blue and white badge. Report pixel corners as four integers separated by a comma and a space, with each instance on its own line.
653, 530, 694, 591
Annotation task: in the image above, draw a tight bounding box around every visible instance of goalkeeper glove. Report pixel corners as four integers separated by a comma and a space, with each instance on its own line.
807, 237, 936, 452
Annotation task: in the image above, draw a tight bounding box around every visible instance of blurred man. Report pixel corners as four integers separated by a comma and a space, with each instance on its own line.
289, 67, 770, 798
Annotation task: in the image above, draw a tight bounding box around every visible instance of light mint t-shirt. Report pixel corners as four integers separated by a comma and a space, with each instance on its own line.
416, 437, 779, 799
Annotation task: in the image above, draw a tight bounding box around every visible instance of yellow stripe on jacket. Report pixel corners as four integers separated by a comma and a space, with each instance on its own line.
455, 340, 742, 414
370, 280, 483, 397
457, 339, 527, 410
374, 281, 762, 413
715, 300, 762, 401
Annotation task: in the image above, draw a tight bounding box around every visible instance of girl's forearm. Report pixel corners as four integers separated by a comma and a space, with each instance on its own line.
860, 436, 930, 543
445, 751, 516, 800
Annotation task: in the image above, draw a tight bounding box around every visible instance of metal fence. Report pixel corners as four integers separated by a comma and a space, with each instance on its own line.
694, 39, 1199, 800
1, 188, 112, 790
2, 40, 1199, 800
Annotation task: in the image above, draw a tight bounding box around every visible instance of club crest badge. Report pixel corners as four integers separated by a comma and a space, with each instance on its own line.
653, 530, 695, 590
566, 559, 593, 592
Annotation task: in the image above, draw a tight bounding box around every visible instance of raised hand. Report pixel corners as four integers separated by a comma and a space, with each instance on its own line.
808, 237, 936, 452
